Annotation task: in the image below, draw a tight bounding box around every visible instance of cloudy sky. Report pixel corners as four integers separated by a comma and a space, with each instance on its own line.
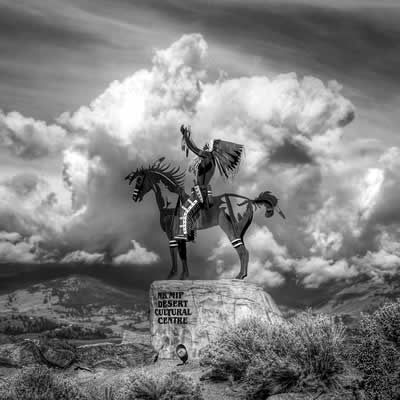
1, 0, 400, 303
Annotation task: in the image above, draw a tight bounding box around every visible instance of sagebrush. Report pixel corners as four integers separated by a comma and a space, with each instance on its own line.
0, 365, 87, 400
115, 369, 203, 400
350, 299, 400, 400
200, 310, 348, 398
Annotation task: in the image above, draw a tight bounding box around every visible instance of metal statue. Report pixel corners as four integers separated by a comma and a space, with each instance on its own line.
125, 125, 285, 280
176, 125, 245, 241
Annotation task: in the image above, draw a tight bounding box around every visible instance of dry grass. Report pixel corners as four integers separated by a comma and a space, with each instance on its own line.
200, 310, 349, 399
113, 369, 203, 400
349, 299, 400, 400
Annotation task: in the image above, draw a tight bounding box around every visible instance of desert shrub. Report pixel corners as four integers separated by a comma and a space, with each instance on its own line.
0, 365, 87, 400
200, 317, 278, 381
200, 310, 348, 398
0, 378, 13, 400
244, 356, 302, 399
373, 299, 400, 346
350, 299, 400, 400
45, 324, 113, 340
0, 315, 59, 335
115, 369, 203, 400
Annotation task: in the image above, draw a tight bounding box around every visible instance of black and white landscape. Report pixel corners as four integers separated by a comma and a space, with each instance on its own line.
0, 1, 400, 399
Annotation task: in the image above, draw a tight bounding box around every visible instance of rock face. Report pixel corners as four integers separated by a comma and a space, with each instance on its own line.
77, 342, 156, 368
149, 279, 282, 359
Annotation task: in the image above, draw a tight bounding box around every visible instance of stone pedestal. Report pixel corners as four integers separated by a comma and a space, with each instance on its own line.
149, 279, 282, 359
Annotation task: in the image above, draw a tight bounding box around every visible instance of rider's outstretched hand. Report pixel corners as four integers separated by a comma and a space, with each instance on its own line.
180, 125, 190, 136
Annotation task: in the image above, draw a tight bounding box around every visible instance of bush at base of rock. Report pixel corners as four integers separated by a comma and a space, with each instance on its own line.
200, 311, 349, 399
115, 370, 203, 400
0, 366, 87, 400
349, 299, 400, 400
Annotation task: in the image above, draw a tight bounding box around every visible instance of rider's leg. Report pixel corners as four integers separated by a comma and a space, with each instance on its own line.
174, 194, 200, 241
207, 185, 213, 207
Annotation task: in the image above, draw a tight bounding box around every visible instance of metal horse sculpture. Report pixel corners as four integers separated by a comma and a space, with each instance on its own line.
125, 159, 285, 280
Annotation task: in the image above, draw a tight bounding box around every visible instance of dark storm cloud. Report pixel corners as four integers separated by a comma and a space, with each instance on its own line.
0, 3, 110, 50
1, 0, 398, 121
269, 139, 314, 165
0, 0, 142, 119
126, 0, 400, 96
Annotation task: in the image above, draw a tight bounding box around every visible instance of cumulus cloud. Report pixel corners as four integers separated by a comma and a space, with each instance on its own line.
0, 232, 45, 263
112, 240, 159, 265
52, 34, 355, 279
57, 33, 207, 154
0, 231, 22, 243
0, 172, 76, 263
358, 168, 384, 221
209, 224, 358, 288
294, 256, 358, 288
0, 110, 67, 159
368, 146, 400, 227
60, 250, 105, 264
62, 145, 89, 211
210, 225, 289, 287
2, 33, 399, 288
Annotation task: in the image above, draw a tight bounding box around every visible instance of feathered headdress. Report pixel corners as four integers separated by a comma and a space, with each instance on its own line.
188, 139, 244, 180
212, 139, 244, 181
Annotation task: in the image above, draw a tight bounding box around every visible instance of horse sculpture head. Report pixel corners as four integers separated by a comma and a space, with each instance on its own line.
125, 168, 152, 202
125, 159, 186, 203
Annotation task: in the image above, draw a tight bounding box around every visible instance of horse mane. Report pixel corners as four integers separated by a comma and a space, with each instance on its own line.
146, 160, 186, 193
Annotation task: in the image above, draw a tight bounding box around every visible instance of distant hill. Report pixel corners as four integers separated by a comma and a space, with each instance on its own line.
0, 275, 149, 335
314, 277, 400, 326
1, 273, 399, 333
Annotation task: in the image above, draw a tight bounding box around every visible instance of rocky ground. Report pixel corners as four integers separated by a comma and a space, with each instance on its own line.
0, 344, 243, 399
74, 360, 244, 400
0, 360, 356, 400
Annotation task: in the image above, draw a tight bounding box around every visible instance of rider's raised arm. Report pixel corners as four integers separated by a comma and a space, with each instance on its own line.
180, 125, 209, 158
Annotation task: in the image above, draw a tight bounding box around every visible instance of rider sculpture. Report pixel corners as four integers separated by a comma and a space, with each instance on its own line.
125, 124, 285, 280
173, 125, 244, 242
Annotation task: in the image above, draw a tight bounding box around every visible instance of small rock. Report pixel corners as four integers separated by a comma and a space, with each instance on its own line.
38, 338, 76, 368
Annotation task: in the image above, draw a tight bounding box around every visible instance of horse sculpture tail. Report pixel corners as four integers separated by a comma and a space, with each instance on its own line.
237, 191, 286, 219
254, 191, 286, 219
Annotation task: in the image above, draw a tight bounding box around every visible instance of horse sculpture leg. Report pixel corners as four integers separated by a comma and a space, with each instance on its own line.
234, 240, 249, 279
218, 211, 249, 279
178, 241, 189, 280
167, 238, 179, 279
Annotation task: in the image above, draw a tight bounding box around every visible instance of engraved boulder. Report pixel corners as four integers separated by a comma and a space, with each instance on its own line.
149, 279, 282, 359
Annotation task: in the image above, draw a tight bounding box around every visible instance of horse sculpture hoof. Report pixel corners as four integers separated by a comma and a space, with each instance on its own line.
180, 273, 189, 280
167, 270, 178, 280
235, 273, 247, 280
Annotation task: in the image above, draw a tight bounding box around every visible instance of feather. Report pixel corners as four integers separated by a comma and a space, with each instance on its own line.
212, 139, 244, 181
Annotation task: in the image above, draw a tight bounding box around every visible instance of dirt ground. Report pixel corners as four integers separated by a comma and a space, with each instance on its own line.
74, 359, 245, 400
